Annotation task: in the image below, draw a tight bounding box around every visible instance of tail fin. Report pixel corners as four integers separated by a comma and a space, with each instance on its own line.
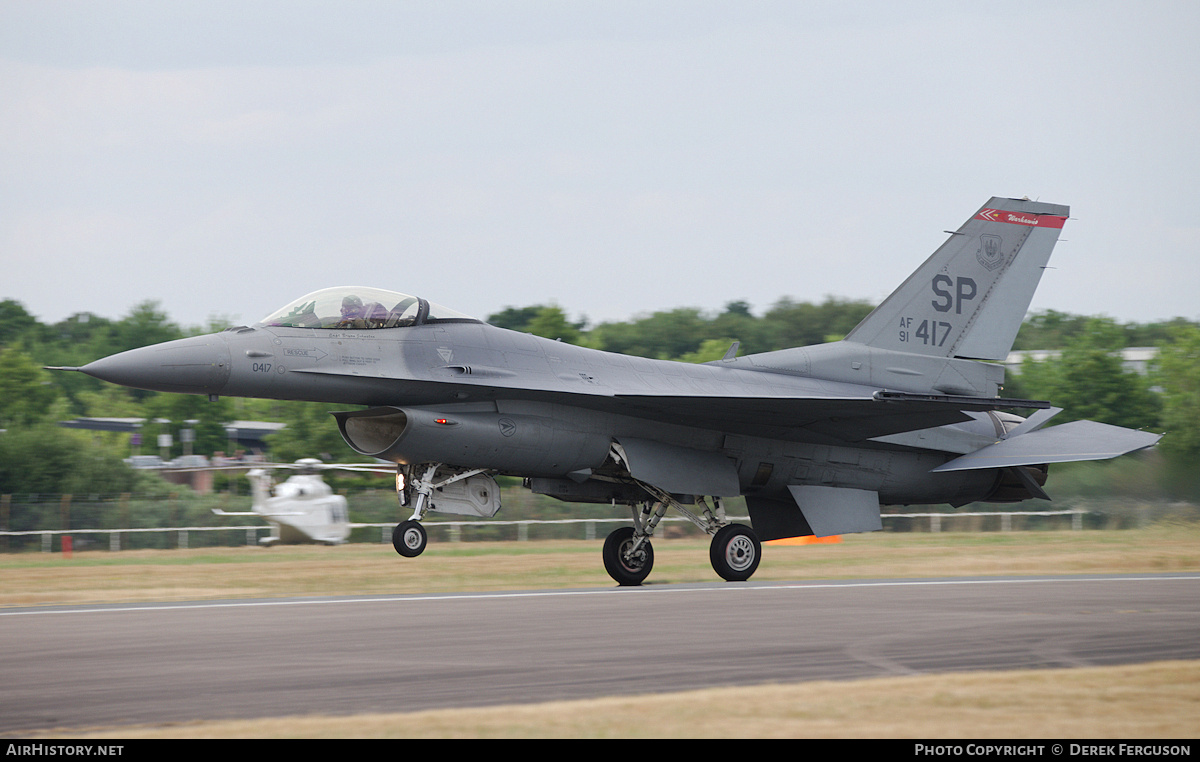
844, 197, 1068, 361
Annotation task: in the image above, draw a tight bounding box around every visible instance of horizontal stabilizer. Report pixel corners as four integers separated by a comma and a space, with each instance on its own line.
931, 420, 1162, 472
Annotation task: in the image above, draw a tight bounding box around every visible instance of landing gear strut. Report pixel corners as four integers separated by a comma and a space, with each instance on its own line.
600, 487, 762, 586
390, 462, 492, 558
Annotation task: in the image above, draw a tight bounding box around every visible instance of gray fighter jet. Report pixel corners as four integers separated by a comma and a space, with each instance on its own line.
56, 197, 1161, 584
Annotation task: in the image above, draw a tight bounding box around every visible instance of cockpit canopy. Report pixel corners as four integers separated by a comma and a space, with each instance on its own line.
257, 287, 479, 330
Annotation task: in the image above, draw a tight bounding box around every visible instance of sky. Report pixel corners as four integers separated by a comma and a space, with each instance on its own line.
2, 0, 1198, 332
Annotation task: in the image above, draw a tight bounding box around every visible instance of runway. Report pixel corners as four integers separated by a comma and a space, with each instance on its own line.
2, 574, 1198, 733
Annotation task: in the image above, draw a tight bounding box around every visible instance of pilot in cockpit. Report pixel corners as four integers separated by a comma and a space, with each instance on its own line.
258, 287, 478, 330
338, 295, 366, 327
363, 302, 389, 327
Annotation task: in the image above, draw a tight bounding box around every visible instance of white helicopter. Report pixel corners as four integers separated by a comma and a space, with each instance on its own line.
211, 458, 391, 546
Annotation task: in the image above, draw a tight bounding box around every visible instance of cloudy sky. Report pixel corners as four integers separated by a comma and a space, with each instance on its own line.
2, 1, 1197, 332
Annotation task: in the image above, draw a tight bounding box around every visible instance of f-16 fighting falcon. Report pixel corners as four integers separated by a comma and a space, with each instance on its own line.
54, 197, 1162, 585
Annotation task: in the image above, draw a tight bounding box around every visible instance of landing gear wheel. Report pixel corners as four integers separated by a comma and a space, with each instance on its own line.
602, 526, 654, 586
392, 520, 427, 557
710, 524, 761, 582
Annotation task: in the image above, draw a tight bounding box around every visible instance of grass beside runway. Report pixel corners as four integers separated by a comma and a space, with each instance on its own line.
41, 660, 1200, 739
2, 522, 1197, 607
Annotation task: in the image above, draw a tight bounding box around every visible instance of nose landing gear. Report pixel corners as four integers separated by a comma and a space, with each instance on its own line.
392, 520, 427, 557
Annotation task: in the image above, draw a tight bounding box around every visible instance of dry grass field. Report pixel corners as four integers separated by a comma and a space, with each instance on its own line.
6, 523, 1199, 738
3, 522, 1198, 607
65, 661, 1200, 739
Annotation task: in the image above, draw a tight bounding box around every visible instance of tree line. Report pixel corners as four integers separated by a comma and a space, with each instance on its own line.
1, 295, 1198, 498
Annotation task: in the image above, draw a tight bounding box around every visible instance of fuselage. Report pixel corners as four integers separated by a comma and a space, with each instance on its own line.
56, 199, 1165, 583
80, 312, 1024, 508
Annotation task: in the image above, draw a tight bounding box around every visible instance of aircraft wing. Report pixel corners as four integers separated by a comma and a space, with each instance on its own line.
284, 365, 1046, 445
609, 391, 1049, 445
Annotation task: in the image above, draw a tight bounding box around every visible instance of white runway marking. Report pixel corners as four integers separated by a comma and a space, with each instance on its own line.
3, 573, 1196, 616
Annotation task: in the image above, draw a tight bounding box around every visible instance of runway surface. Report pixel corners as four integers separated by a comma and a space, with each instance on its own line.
2, 574, 1198, 732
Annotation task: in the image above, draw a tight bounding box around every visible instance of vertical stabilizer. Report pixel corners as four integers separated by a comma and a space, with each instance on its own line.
844, 197, 1069, 361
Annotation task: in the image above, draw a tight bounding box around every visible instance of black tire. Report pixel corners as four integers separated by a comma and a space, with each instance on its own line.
602, 526, 654, 586
709, 524, 761, 582
392, 520, 427, 557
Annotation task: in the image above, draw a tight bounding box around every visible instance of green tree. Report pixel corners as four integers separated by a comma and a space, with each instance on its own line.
1012, 310, 1094, 350
711, 301, 770, 355
679, 338, 739, 364
1010, 318, 1160, 430
0, 299, 42, 347
487, 304, 587, 343
1153, 323, 1200, 460
74, 384, 146, 419
761, 296, 873, 349
0, 425, 136, 496
589, 308, 710, 359
0, 346, 59, 427
487, 305, 547, 332
145, 392, 235, 458
265, 401, 360, 463
524, 305, 583, 344
112, 301, 183, 353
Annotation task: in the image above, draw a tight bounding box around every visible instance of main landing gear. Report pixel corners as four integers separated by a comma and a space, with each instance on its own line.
389, 461, 762, 587
601, 492, 761, 586
602, 526, 653, 586
709, 523, 761, 582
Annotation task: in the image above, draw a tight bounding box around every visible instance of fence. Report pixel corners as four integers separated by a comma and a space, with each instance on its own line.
0, 509, 1088, 552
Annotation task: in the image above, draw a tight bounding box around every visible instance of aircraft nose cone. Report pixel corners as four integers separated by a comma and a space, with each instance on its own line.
81, 334, 232, 395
